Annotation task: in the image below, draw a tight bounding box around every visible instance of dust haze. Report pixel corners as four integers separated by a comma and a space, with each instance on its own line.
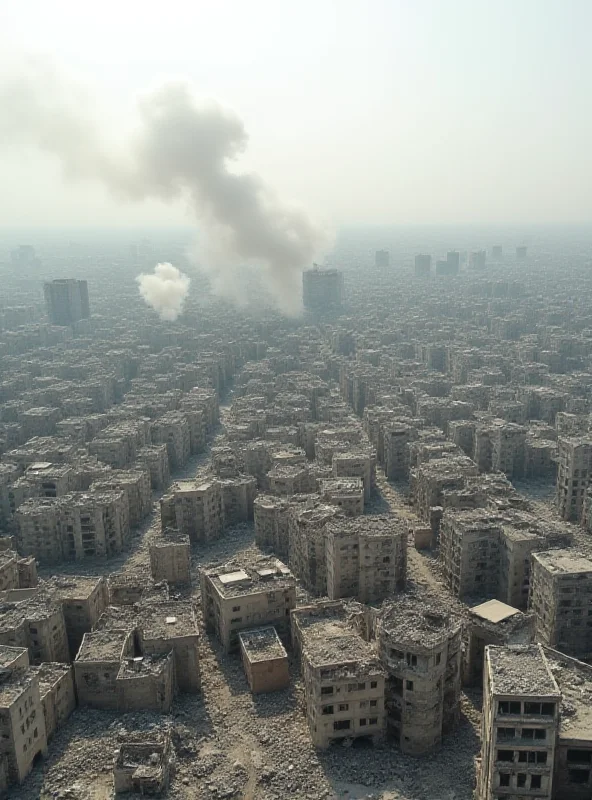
0, 55, 324, 313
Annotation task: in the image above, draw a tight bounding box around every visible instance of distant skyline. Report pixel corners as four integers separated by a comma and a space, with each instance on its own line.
0, 0, 591, 228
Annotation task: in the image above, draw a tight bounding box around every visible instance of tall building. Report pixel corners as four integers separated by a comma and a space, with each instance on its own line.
10, 245, 37, 267
477, 645, 560, 800
414, 254, 432, 277
446, 251, 460, 274
302, 266, 344, 312
516, 245, 528, 259
492, 245, 503, 260
44, 279, 90, 326
375, 250, 390, 268
470, 250, 487, 269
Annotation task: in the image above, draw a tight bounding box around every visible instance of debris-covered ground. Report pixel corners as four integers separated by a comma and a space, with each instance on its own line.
17, 408, 484, 800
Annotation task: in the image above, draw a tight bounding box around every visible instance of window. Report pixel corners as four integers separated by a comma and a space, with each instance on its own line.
498, 701, 521, 715
358, 683, 365, 690
369, 717, 378, 725
531, 775, 542, 790
370, 700, 377, 707
322, 706, 334, 715
519, 751, 547, 764
567, 750, 592, 764
321, 687, 334, 696
499, 774, 510, 787
406, 653, 417, 667
569, 769, 590, 784
232, 606, 241, 612
359, 718, 367, 726
517, 774, 527, 788
230, 617, 242, 623
370, 681, 377, 689
338, 704, 349, 712
333, 720, 351, 731
497, 728, 515, 741
436, 653, 441, 665
497, 750, 514, 763
524, 702, 555, 716
391, 649, 404, 660
406, 681, 414, 691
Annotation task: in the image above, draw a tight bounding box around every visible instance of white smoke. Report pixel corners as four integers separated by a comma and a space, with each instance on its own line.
0, 55, 325, 313
136, 263, 190, 321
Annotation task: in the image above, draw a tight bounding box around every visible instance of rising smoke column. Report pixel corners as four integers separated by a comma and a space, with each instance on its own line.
0, 55, 324, 313
136, 263, 190, 321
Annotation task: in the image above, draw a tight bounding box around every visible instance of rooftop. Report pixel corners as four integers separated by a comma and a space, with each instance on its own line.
0, 645, 28, 668
545, 649, 592, 742
239, 626, 287, 662
206, 558, 294, 598
294, 603, 383, 673
0, 668, 36, 706
487, 645, 560, 697
471, 599, 520, 625
533, 549, 592, 576
76, 629, 129, 663
378, 592, 462, 649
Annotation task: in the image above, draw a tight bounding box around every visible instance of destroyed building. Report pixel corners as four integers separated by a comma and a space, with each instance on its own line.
292, 601, 386, 748
201, 557, 296, 653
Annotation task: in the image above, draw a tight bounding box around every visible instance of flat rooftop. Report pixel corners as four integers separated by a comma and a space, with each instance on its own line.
295, 606, 383, 672
533, 549, 592, 576
378, 593, 462, 649
471, 599, 521, 625
76, 629, 129, 663
137, 601, 197, 640
207, 558, 294, 598
239, 627, 287, 662
0, 668, 36, 706
545, 650, 592, 742
50, 575, 104, 600
487, 645, 560, 697
0, 645, 28, 668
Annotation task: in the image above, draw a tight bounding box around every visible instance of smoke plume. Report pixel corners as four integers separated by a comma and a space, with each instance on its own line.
0, 55, 324, 313
136, 263, 190, 321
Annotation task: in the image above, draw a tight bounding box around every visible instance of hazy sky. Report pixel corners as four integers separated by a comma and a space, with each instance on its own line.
0, 0, 591, 227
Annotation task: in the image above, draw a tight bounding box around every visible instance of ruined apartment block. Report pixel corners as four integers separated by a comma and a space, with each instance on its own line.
292, 601, 386, 749
477, 645, 559, 800
201, 557, 296, 653
0, 662, 48, 791
288, 501, 339, 597
319, 477, 364, 517
238, 626, 290, 694
331, 447, 376, 504
376, 594, 462, 755
325, 515, 407, 603
60, 490, 129, 559
135, 443, 170, 491
149, 527, 191, 586
49, 576, 108, 658
32, 662, 76, 741
219, 475, 258, 527
160, 480, 222, 544
253, 494, 290, 557
556, 437, 592, 522
529, 549, 592, 659
150, 411, 191, 471
90, 468, 151, 528
545, 648, 592, 800
0, 590, 70, 665
113, 734, 172, 796
463, 599, 535, 688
